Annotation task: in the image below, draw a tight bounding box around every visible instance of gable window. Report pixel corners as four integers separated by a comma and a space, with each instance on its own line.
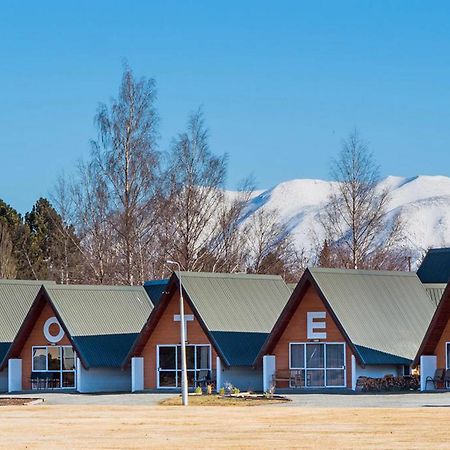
31, 346, 76, 389
289, 342, 346, 388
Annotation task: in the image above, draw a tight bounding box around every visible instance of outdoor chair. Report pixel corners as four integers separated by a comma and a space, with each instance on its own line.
195, 370, 211, 389
290, 370, 305, 388
443, 369, 450, 389
425, 368, 445, 389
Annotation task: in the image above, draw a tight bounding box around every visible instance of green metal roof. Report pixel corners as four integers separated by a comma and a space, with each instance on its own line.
0, 280, 55, 363
424, 283, 447, 307
417, 248, 450, 284
45, 284, 154, 368
309, 268, 437, 364
178, 272, 292, 366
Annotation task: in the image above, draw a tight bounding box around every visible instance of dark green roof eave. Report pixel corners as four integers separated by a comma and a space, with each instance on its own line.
355, 345, 412, 366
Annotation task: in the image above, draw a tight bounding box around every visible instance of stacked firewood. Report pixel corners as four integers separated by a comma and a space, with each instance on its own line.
356, 374, 419, 392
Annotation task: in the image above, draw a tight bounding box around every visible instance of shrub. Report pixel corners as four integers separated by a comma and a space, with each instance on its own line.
231, 387, 240, 395
194, 386, 202, 394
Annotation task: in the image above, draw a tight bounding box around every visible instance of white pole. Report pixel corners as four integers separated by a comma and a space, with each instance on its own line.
167, 261, 189, 406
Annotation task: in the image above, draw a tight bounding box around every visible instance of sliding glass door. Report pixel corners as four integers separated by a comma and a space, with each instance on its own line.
290, 342, 346, 388
157, 344, 211, 389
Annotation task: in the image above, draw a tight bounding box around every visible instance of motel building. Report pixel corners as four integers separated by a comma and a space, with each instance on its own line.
1, 283, 153, 393
414, 282, 450, 391
0, 280, 55, 393
126, 272, 291, 393
257, 268, 436, 391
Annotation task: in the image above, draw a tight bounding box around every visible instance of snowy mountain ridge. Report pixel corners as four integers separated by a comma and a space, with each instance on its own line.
236, 175, 450, 264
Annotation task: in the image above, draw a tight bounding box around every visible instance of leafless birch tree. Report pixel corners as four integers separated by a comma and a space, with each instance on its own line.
91, 65, 159, 284
320, 130, 406, 270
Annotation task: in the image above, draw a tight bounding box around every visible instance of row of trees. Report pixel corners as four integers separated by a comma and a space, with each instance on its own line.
1, 66, 409, 285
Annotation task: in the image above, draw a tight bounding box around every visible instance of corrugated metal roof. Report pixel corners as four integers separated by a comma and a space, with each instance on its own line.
179, 272, 291, 334
424, 283, 447, 307
144, 279, 169, 307
45, 284, 154, 368
417, 248, 450, 283
310, 268, 437, 363
0, 280, 55, 362
177, 272, 291, 366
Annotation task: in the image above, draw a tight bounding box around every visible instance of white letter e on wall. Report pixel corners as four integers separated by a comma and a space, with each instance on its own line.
307, 312, 327, 339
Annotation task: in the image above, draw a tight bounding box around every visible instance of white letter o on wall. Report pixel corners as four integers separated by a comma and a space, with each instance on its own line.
43, 317, 65, 343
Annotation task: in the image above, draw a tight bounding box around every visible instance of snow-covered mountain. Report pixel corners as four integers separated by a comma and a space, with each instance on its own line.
237, 175, 450, 265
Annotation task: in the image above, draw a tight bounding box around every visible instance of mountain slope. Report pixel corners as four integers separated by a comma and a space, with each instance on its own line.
239, 175, 450, 265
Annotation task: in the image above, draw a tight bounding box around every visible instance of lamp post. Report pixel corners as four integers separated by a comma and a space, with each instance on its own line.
166, 260, 188, 406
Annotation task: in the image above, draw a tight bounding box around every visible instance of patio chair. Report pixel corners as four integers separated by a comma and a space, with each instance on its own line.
290, 370, 305, 388
443, 369, 450, 389
425, 368, 445, 389
195, 370, 211, 389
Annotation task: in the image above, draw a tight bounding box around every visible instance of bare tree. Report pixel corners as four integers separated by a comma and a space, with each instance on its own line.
320, 130, 405, 270
162, 109, 227, 271
0, 222, 16, 278
91, 65, 159, 284
66, 162, 119, 284
243, 208, 293, 275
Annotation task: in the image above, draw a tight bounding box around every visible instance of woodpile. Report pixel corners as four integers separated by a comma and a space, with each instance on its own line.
356, 374, 419, 392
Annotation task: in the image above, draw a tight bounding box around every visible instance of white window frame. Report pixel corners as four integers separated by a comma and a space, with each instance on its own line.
289, 342, 346, 388
156, 344, 212, 389
31, 345, 76, 390
446, 342, 450, 389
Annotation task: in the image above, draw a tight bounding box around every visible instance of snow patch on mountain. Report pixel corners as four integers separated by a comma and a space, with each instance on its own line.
236, 175, 450, 264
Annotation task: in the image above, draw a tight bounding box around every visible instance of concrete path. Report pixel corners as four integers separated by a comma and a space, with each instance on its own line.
282, 391, 450, 408
4, 391, 450, 407
4, 392, 173, 406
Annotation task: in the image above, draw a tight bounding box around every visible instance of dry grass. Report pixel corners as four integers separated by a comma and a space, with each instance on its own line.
0, 398, 37, 406
0, 404, 450, 449
159, 394, 289, 406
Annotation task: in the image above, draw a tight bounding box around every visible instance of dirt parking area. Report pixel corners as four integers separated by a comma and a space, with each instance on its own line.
0, 404, 449, 449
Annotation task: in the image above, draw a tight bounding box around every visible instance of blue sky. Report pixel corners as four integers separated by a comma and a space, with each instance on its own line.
1, 1, 450, 213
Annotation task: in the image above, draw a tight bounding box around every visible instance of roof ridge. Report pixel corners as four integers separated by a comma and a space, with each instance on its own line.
45, 284, 146, 291
0, 279, 55, 285
309, 267, 417, 277
179, 271, 283, 280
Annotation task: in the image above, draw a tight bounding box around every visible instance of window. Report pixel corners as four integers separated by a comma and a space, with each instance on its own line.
289, 342, 346, 388
32, 346, 76, 389
157, 344, 211, 389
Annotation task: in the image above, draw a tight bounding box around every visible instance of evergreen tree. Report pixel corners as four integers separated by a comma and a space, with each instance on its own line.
24, 198, 82, 282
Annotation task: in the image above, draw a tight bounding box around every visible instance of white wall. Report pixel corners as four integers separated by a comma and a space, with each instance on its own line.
77, 359, 131, 393
219, 366, 263, 392
8, 359, 22, 393
420, 355, 437, 391
0, 369, 7, 393
131, 357, 144, 392
355, 364, 401, 379
262, 355, 276, 392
